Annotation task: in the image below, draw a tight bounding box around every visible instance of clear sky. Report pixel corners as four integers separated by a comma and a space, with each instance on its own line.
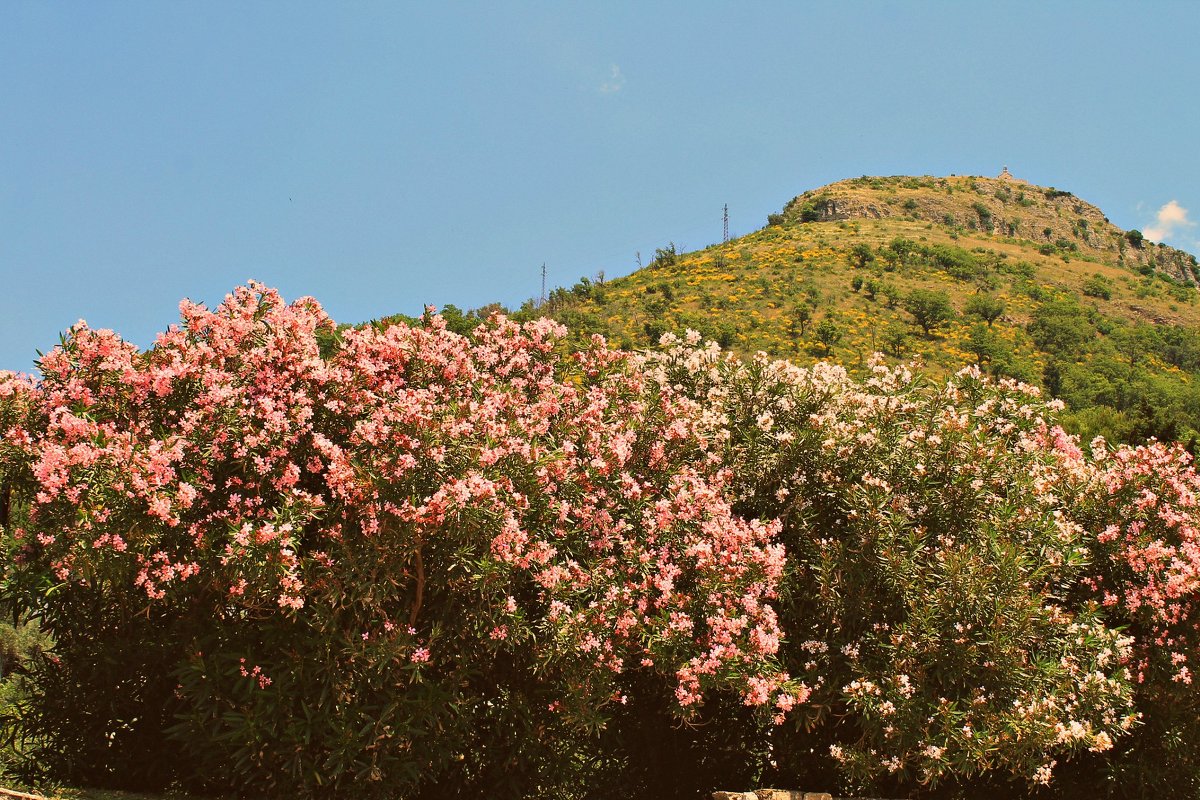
3, 1, 1199, 372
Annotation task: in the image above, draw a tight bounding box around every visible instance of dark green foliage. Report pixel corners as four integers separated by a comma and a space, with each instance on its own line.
1082, 274, 1114, 300
1021, 306, 1200, 449
0, 619, 45, 779
795, 196, 831, 223
883, 236, 917, 270
902, 289, 955, 334
1160, 326, 1200, 371
439, 303, 486, 335
966, 323, 1002, 365
653, 243, 678, 267
1169, 284, 1194, 304
847, 243, 875, 269
169, 601, 614, 800
815, 319, 842, 353
964, 293, 1006, 326
971, 202, 993, 231
1027, 298, 1095, 355
879, 282, 901, 308
882, 322, 908, 356
598, 680, 767, 800
1110, 324, 1160, 368
790, 307, 811, 338
7, 586, 195, 791
925, 244, 979, 280
0, 621, 41, 684
997, 259, 1036, 278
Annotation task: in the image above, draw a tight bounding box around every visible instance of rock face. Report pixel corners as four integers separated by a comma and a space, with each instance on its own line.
781, 174, 1200, 286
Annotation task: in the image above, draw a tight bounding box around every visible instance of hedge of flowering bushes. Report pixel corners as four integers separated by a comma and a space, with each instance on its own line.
0, 284, 1199, 798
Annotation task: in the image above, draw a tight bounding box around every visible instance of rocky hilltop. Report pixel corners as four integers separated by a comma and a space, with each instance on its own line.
783, 173, 1199, 285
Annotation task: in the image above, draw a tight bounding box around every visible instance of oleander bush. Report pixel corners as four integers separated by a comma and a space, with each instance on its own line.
643, 336, 1137, 796
1072, 441, 1200, 797
2, 286, 1200, 799
0, 285, 790, 798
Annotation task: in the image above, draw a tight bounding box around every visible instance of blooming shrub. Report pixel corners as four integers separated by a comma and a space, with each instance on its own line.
0, 285, 791, 797
643, 336, 1137, 794
1076, 440, 1200, 798
5, 291, 1200, 798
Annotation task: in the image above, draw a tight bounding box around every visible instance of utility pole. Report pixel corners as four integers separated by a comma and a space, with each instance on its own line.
540, 262, 547, 308
723, 204, 729, 243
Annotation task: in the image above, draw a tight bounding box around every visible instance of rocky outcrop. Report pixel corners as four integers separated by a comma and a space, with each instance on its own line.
781, 175, 1199, 286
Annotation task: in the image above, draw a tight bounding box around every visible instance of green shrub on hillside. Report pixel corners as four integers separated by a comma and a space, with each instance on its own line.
1082, 274, 1114, 300
902, 289, 955, 334
964, 293, 1006, 326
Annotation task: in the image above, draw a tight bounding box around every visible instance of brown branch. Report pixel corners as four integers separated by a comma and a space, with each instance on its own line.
0, 784, 50, 800
408, 547, 425, 628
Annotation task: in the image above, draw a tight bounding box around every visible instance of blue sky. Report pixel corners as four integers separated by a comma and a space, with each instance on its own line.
2, 2, 1199, 371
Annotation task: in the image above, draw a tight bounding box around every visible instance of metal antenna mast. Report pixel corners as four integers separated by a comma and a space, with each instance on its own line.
540, 262, 547, 308
723, 204, 729, 243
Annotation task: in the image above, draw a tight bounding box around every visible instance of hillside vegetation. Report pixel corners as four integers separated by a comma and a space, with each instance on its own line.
521, 174, 1200, 447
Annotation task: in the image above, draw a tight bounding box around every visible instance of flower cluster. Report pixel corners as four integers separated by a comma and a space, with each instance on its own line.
1083, 440, 1200, 687
0, 286, 793, 796
642, 335, 1139, 789
1078, 438, 1200, 798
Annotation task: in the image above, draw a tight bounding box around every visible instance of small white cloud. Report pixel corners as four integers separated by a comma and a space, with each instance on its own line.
599, 64, 624, 94
1144, 199, 1195, 243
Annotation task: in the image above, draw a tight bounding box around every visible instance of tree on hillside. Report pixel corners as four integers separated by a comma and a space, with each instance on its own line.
847, 243, 875, 269
883, 236, 917, 270
789, 306, 811, 337
815, 318, 842, 354
1111, 324, 1160, 368
1027, 299, 1094, 355
903, 289, 955, 335
1082, 274, 1113, 300
965, 293, 1006, 327
882, 322, 908, 357
967, 322, 1002, 365
880, 281, 901, 307
438, 304, 480, 336
653, 242, 678, 267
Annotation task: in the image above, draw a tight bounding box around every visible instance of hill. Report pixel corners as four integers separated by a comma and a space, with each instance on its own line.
513, 172, 1200, 447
